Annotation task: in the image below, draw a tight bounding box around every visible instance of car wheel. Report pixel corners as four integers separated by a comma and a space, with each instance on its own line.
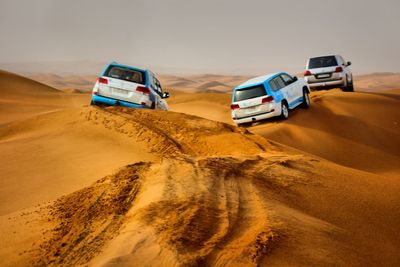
301, 89, 311, 109
90, 100, 97, 106
150, 102, 156, 109
342, 83, 354, 92
346, 81, 354, 92
280, 101, 289, 120
341, 76, 354, 92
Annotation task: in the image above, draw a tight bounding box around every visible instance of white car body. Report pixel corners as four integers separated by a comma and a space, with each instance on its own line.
91, 63, 169, 110
231, 72, 311, 125
304, 55, 353, 91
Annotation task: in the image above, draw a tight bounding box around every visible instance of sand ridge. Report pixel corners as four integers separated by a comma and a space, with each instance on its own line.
0, 69, 399, 266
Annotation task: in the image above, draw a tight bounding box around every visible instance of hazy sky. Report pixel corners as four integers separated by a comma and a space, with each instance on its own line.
0, 0, 399, 74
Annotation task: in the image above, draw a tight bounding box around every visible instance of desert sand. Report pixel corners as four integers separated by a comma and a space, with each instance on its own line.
0, 70, 399, 266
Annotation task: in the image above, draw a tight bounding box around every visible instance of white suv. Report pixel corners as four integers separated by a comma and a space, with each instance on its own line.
304, 55, 353, 92
91, 62, 169, 110
231, 72, 311, 126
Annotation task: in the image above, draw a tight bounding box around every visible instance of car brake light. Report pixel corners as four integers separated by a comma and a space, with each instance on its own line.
98, 77, 108, 84
304, 70, 312, 76
231, 104, 240, 110
262, 96, 274, 103
335, 66, 343, 72
136, 86, 151, 95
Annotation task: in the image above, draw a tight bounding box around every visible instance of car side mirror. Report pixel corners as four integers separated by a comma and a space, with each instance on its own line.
293, 76, 298, 82
347, 61, 352, 66
162, 92, 170, 99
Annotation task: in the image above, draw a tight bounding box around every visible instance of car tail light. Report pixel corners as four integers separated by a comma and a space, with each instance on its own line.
335, 66, 343, 72
136, 86, 151, 95
262, 96, 274, 103
231, 104, 240, 110
93, 91, 99, 95
98, 77, 108, 84
304, 70, 312, 76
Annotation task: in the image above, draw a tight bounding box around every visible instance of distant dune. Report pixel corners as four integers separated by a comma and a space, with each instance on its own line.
0, 70, 88, 124
26, 73, 97, 91
0, 69, 60, 96
1, 69, 399, 266
356, 72, 400, 92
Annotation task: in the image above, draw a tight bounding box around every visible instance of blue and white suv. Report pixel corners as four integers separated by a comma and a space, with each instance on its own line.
91, 62, 169, 110
231, 72, 310, 125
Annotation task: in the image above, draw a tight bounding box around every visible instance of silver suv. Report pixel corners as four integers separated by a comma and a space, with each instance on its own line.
304, 55, 353, 92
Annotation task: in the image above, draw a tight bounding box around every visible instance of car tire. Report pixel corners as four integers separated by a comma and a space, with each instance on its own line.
90, 100, 96, 106
345, 81, 354, 92
301, 89, 311, 109
280, 101, 289, 120
150, 102, 156, 109
341, 76, 354, 92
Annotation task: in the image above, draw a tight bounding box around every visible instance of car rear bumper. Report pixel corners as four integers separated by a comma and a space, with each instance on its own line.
307, 79, 344, 88
92, 94, 148, 108
233, 109, 280, 124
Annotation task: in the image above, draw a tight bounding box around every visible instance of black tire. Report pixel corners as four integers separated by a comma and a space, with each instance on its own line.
280, 101, 289, 120
341, 84, 354, 92
90, 100, 96, 106
346, 82, 354, 92
150, 102, 156, 109
301, 89, 311, 109
341, 76, 354, 92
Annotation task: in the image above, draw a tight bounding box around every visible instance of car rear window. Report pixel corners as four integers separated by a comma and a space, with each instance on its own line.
234, 84, 266, 101
103, 65, 146, 84
308, 56, 338, 69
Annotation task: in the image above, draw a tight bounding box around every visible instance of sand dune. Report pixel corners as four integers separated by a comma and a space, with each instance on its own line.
26, 73, 98, 91
1, 70, 400, 266
356, 72, 400, 92
0, 70, 60, 96
168, 90, 232, 123
0, 70, 88, 124
170, 87, 400, 177
0, 108, 155, 215
251, 89, 400, 177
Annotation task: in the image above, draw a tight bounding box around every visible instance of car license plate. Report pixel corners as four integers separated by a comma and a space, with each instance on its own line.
112, 88, 128, 95
244, 106, 258, 114
317, 74, 330, 79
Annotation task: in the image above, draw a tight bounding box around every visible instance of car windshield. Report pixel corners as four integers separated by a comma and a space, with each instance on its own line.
308, 56, 338, 69
234, 85, 266, 101
104, 65, 146, 84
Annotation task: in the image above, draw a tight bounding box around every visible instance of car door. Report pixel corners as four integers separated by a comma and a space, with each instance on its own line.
280, 73, 297, 104
152, 76, 168, 110
269, 76, 286, 103
339, 56, 352, 83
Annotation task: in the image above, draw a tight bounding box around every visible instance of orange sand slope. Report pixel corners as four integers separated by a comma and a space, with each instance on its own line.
356, 72, 400, 92
0, 70, 399, 266
0, 70, 88, 124
252, 89, 400, 177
